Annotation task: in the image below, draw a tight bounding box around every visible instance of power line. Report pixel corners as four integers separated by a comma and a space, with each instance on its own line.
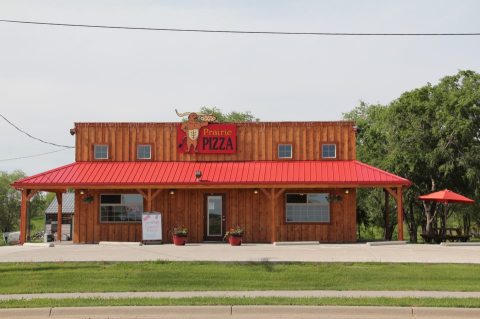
0, 113, 74, 148
0, 19, 479, 36
0, 148, 73, 162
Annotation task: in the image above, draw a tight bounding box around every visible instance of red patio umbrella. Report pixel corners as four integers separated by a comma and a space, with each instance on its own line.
418, 189, 475, 204
419, 189, 475, 243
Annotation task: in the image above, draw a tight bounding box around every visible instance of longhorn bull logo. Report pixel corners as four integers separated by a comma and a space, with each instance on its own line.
176, 109, 217, 153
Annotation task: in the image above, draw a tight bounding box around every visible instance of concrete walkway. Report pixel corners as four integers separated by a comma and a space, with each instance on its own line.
1, 243, 480, 263
1, 290, 480, 301
1, 306, 480, 319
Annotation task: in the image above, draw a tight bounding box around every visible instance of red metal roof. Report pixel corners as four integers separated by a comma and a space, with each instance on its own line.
12, 161, 411, 188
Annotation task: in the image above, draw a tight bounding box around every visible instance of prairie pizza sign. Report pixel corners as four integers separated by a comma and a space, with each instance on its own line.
176, 110, 237, 154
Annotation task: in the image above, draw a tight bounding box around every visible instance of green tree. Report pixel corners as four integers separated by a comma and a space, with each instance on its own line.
0, 170, 26, 233
0, 170, 49, 235
345, 70, 480, 242
199, 107, 259, 122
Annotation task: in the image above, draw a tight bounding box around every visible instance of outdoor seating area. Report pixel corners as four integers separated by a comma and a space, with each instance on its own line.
421, 228, 471, 244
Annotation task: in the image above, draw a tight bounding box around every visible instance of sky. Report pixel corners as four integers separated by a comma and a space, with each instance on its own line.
1, 0, 479, 175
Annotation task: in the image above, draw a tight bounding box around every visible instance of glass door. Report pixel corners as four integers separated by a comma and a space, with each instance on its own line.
204, 195, 225, 241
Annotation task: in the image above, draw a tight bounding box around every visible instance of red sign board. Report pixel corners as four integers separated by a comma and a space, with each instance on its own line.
177, 124, 237, 154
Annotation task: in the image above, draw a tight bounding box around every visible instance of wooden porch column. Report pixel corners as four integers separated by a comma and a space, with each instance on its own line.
19, 190, 28, 245
384, 187, 405, 241
384, 189, 390, 240
56, 192, 63, 242
396, 186, 404, 241
271, 189, 276, 243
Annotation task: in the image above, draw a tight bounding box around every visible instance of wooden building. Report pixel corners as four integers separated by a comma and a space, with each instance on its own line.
13, 115, 410, 244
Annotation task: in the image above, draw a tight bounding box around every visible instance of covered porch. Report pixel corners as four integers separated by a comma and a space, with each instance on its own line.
13, 161, 410, 244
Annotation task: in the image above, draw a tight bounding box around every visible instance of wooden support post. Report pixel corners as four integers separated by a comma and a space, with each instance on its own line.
384, 189, 390, 240
56, 192, 63, 242
147, 189, 152, 212
384, 187, 404, 241
397, 187, 404, 241
270, 189, 276, 243
19, 190, 28, 245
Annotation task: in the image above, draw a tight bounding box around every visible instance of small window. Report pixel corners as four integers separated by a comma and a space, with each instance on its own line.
100, 194, 143, 223
278, 144, 293, 159
94, 145, 109, 160
137, 145, 151, 160
286, 193, 330, 223
322, 144, 336, 159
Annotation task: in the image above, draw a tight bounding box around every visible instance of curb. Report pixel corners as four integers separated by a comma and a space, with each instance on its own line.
1, 306, 480, 319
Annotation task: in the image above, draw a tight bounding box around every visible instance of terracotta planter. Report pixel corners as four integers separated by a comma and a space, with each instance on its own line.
228, 236, 242, 246
172, 235, 187, 246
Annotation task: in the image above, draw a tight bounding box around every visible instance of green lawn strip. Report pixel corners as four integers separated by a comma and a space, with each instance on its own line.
1, 297, 480, 309
0, 261, 479, 294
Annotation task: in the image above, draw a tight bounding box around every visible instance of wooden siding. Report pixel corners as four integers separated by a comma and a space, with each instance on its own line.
73, 188, 356, 244
75, 122, 356, 162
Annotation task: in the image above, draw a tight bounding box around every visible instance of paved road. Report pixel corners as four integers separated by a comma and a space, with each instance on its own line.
1, 243, 480, 263
1, 290, 480, 301
1, 306, 480, 319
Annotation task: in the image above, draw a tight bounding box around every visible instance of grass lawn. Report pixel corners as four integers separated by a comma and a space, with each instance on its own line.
0, 261, 479, 294
1, 297, 480, 308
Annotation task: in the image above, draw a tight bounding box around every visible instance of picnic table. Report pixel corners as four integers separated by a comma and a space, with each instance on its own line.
421, 228, 470, 244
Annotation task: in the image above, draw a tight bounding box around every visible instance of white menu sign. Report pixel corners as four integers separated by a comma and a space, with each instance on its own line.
142, 212, 162, 241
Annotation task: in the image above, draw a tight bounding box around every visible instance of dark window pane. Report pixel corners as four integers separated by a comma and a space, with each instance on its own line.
137, 145, 151, 159
100, 194, 143, 223
285, 193, 330, 223
278, 144, 292, 158
101, 195, 121, 204
94, 145, 108, 159
322, 144, 336, 158
286, 194, 307, 203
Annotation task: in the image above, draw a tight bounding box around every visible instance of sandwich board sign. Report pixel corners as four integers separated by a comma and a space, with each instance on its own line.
142, 212, 162, 242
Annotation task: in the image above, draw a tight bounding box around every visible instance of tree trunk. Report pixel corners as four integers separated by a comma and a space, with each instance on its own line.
407, 200, 418, 243
463, 214, 471, 236
424, 201, 437, 236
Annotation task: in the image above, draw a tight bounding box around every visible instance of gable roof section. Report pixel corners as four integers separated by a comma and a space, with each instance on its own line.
12, 161, 411, 189
45, 193, 75, 214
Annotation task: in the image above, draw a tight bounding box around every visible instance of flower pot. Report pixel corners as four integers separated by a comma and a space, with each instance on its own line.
172, 235, 187, 246
228, 236, 242, 246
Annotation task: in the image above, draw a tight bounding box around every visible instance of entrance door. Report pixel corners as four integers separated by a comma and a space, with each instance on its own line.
204, 194, 226, 241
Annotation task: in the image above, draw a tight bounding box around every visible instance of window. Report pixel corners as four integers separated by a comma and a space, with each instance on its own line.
94, 145, 109, 160
322, 144, 336, 159
278, 144, 293, 159
137, 145, 152, 160
286, 193, 330, 223
100, 194, 143, 223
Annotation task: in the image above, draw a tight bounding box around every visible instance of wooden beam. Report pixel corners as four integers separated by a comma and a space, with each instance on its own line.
56, 192, 63, 242
26, 190, 39, 201
147, 189, 152, 212
384, 189, 390, 240
136, 189, 147, 198
270, 189, 276, 243
275, 188, 286, 199
260, 188, 271, 198
151, 189, 162, 201
384, 187, 397, 199
19, 190, 28, 245
397, 186, 404, 241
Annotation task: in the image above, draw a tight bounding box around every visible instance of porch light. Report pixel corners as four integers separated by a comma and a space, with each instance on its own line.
169, 189, 175, 195
195, 170, 202, 181
344, 189, 350, 194
253, 189, 259, 195
79, 190, 85, 195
